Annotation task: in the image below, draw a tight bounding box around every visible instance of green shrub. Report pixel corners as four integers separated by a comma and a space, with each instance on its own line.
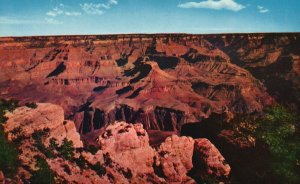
0, 127, 20, 178
119, 167, 132, 179
74, 155, 87, 168
254, 105, 300, 183
0, 99, 19, 124
103, 153, 113, 167
90, 162, 106, 176
49, 138, 59, 150
62, 164, 71, 175
58, 138, 74, 160
32, 130, 55, 158
0, 99, 20, 178
30, 155, 55, 184
85, 145, 99, 155
32, 130, 47, 141
25, 102, 38, 109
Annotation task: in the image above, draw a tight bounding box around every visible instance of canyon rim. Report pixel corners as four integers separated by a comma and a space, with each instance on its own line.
1, 0, 300, 184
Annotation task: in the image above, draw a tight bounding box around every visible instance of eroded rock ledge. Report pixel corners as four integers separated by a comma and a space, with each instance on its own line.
2, 103, 231, 183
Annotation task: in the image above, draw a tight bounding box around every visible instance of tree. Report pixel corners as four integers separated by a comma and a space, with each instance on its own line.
0, 99, 20, 177
30, 156, 55, 184
0, 128, 19, 178
49, 138, 59, 150
59, 138, 74, 160
254, 105, 300, 183
25, 102, 38, 109
90, 162, 106, 176
0, 99, 18, 124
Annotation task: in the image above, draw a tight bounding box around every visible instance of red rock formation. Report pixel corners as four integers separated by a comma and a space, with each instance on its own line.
155, 135, 195, 183
4, 103, 83, 148
3, 103, 232, 183
194, 138, 231, 177
1, 33, 299, 135
98, 122, 155, 177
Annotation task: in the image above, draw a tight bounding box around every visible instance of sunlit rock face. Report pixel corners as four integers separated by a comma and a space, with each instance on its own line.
4, 103, 83, 148
3, 102, 231, 183
98, 122, 155, 177
5, 33, 300, 135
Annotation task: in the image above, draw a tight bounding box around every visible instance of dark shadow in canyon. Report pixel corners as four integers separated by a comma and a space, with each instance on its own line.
116, 86, 133, 95
93, 86, 107, 92
181, 114, 270, 184
126, 87, 143, 99
151, 56, 179, 69
248, 56, 300, 112
123, 57, 152, 84
46, 62, 66, 78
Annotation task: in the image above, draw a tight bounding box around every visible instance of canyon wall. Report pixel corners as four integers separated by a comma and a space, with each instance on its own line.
1, 33, 299, 134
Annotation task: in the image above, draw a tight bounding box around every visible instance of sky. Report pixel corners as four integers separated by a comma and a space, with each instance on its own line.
0, 0, 300, 36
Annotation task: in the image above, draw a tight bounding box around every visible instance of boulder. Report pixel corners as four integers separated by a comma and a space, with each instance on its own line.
98, 122, 155, 176
156, 135, 195, 183
194, 138, 231, 177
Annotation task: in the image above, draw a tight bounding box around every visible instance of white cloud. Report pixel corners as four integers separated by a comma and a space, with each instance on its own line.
45, 18, 63, 24
46, 7, 64, 17
80, 0, 118, 15
46, 5, 81, 17
257, 5, 269, 13
108, 0, 118, 5
178, 0, 246, 12
65, 12, 82, 16
80, 3, 104, 15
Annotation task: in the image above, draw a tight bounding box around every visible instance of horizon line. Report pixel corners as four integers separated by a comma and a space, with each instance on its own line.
1, 31, 300, 38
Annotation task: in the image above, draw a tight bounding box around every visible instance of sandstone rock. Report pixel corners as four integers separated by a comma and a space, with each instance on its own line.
4, 103, 64, 138
0, 34, 281, 135
81, 151, 104, 165
4, 103, 83, 148
194, 138, 231, 177
2, 104, 230, 184
47, 158, 110, 184
156, 135, 195, 183
98, 122, 155, 176
46, 120, 83, 148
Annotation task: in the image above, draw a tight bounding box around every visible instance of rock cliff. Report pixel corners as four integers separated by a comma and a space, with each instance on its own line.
2, 103, 230, 183
2, 33, 296, 135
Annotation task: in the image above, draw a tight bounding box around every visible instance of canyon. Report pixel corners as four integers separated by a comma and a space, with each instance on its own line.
0, 33, 300, 183
3, 33, 299, 133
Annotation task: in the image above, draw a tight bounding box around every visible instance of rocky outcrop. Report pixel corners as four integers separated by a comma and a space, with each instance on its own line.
98, 122, 155, 177
47, 158, 111, 184
155, 135, 195, 183
3, 103, 231, 183
194, 138, 231, 177
75, 104, 186, 134
0, 33, 287, 135
47, 76, 129, 87
95, 122, 231, 183
4, 103, 83, 148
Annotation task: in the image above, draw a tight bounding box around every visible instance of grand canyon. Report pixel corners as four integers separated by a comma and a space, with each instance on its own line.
0, 33, 300, 184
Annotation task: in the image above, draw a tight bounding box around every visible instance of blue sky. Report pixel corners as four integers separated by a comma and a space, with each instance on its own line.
0, 0, 299, 36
